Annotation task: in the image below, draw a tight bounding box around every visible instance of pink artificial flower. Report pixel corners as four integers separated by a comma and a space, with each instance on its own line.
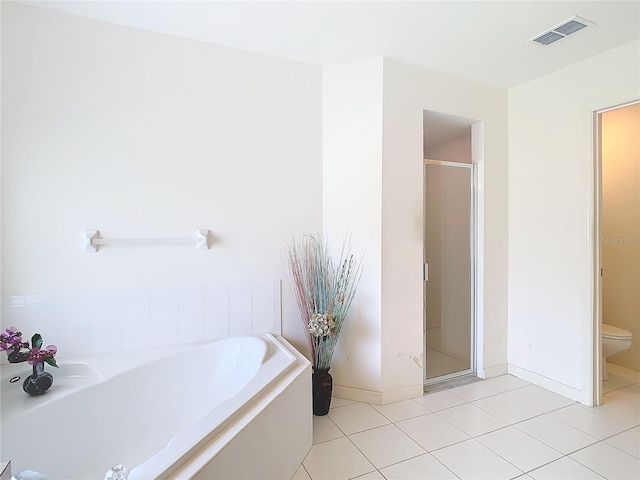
27, 347, 41, 365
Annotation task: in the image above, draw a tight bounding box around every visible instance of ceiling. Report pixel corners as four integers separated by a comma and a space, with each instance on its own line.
21, 0, 640, 88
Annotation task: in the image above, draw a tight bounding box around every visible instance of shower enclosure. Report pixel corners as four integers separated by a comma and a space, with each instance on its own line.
424, 160, 476, 383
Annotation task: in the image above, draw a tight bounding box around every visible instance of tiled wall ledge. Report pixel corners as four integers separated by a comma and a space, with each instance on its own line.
0, 281, 281, 362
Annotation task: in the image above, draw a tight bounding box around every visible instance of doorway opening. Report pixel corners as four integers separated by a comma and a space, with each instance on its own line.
595, 101, 640, 404
423, 110, 481, 388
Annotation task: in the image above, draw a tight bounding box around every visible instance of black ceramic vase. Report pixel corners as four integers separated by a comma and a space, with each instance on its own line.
23, 361, 53, 396
312, 367, 332, 416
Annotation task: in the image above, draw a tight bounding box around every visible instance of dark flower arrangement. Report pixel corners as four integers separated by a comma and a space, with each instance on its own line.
0, 327, 58, 367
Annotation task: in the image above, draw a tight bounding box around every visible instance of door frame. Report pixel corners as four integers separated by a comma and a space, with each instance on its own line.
592, 99, 640, 406
423, 159, 478, 385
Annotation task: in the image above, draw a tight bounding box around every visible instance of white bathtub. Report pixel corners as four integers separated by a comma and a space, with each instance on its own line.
0, 334, 312, 479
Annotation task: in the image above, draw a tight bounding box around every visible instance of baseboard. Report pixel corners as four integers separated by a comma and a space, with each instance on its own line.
481, 363, 508, 379
333, 383, 424, 405
381, 384, 424, 405
332, 385, 381, 404
508, 364, 584, 403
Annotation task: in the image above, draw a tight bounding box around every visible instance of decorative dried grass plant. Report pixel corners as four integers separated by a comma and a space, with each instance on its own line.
285, 233, 362, 370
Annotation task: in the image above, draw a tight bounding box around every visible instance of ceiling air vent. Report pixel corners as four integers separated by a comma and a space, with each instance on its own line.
529, 16, 595, 46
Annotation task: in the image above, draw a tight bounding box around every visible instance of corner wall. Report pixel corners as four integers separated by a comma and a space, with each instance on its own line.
382, 59, 509, 387
1, 3, 322, 355
508, 40, 640, 403
323, 58, 508, 403
322, 59, 384, 396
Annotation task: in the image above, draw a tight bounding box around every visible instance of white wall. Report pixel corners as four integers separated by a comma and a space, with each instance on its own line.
323, 58, 507, 403
1, 3, 322, 355
508, 40, 640, 403
424, 136, 472, 164
322, 59, 384, 395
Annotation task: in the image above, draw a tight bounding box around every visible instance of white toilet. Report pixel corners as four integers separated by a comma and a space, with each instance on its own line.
602, 323, 633, 381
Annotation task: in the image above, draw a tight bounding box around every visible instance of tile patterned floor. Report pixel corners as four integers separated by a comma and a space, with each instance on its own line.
292, 365, 640, 480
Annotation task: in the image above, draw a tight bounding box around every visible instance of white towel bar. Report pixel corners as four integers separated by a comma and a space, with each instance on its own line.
84, 230, 209, 252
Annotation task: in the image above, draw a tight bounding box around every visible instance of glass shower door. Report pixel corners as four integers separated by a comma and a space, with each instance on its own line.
424, 161, 475, 382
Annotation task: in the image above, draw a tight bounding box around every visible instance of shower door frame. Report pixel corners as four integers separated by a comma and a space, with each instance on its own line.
423, 159, 478, 386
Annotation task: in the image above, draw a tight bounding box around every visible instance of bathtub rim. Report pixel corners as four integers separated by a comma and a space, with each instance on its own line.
130, 333, 300, 480
165, 334, 312, 480
0, 335, 265, 423
0, 334, 301, 480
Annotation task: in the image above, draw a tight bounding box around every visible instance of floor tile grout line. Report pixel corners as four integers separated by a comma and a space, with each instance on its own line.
439, 381, 544, 410
591, 436, 640, 460
318, 411, 478, 476
304, 433, 377, 480
474, 424, 565, 474
408, 395, 437, 413
409, 401, 606, 463
470, 398, 546, 424
432, 398, 515, 435
602, 381, 640, 394
329, 400, 357, 411
511, 403, 640, 449
363, 451, 427, 475
416, 399, 469, 413
367, 404, 433, 424
320, 413, 350, 440
347, 421, 429, 466
444, 377, 533, 401
441, 437, 527, 478
556, 439, 630, 479
545, 404, 640, 441
427, 451, 463, 480
332, 421, 392, 438
303, 374, 640, 480
603, 381, 638, 393
306, 436, 630, 477
375, 450, 462, 480
448, 388, 503, 403
510, 418, 600, 455
412, 391, 528, 440
316, 404, 637, 469
523, 453, 604, 479
600, 423, 640, 442
421, 435, 473, 454
471, 385, 546, 404
341, 429, 381, 477
342, 420, 432, 469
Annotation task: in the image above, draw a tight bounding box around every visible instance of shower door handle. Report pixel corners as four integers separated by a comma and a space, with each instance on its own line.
423, 263, 429, 281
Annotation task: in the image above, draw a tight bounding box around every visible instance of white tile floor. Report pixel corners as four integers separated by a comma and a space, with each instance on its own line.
293, 365, 640, 480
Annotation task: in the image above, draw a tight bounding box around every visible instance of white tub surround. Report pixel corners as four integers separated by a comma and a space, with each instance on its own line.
0, 334, 311, 480
0, 281, 283, 361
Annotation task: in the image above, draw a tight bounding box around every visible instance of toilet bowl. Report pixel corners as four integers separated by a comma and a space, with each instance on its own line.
602, 323, 632, 381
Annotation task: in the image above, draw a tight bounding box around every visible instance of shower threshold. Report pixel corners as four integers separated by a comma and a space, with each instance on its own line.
423, 373, 480, 395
